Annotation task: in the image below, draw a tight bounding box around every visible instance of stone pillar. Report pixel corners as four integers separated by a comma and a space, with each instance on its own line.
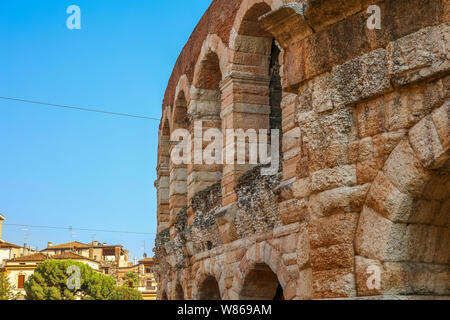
220, 71, 271, 207
156, 131, 170, 234
186, 88, 223, 226
169, 144, 188, 239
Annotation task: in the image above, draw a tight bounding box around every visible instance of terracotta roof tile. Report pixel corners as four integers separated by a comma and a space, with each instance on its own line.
138, 258, 154, 264
0, 242, 22, 249
7, 253, 48, 262
42, 241, 90, 250
50, 252, 97, 263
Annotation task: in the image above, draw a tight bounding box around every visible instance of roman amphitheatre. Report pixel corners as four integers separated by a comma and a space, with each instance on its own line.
153, 0, 449, 300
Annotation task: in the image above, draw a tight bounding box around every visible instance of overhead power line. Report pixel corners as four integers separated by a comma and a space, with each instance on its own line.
3, 223, 156, 236
0, 96, 161, 121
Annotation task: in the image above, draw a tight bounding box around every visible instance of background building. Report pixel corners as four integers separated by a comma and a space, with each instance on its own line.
137, 258, 157, 300
0, 215, 35, 267
2, 252, 100, 299
0, 242, 34, 267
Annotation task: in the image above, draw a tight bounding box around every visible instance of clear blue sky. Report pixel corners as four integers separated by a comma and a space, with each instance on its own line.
0, 0, 212, 261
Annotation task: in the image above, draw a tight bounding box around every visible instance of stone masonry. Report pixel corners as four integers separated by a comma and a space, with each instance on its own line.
154, 0, 450, 300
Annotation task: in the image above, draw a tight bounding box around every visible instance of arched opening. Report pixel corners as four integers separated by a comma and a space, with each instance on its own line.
356, 127, 450, 296
156, 118, 171, 233
188, 50, 223, 224
198, 276, 221, 300
169, 91, 189, 238
237, 3, 272, 37
269, 40, 283, 168
174, 283, 185, 300
160, 290, 168, 300
221, 2, 283, 208
239, 263, 283, 300
385, 161, 450, 295
194, 52, 222, 91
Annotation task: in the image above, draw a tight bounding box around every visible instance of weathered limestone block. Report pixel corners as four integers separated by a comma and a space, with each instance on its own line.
308, 184, 369, 216
279, 198, 309, 225
310, 165, 357, 193
310, 242, 355, 272
356, 256, 450, 296
309, 212, 359, 250
387, 24, 450, 87
431, 101, 450, 152
259, 3, 311, 49
215, 203, 239, 245
292, 177, 311, 199
297, 106, 357, 172
366, 172, 414, 223
409, 115, 449, 169
355, 206, 409, 261
383, 140, 431, 197
312, 268, 357, 299
333, 48, 392, 107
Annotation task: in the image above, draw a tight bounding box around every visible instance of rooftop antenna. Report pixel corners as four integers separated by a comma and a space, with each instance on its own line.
143, 240, 146, 257
69, 226, 76, 242
90, 234, 96, 246
21, 228, 30, 243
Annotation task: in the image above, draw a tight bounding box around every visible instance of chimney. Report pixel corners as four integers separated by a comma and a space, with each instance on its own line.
23, 243, 27, 255
47, 242, 53, 248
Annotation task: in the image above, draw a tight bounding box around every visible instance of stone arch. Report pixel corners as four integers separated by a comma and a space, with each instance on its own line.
355, 102, 450, 297
192, 258, 224, 300
230, 0, 283, 43
158, 278, 169, 300
174, 282, 185, 300
193, 34, 228, 88
229, 241, 298, 300
156, 113, 172, 233
194, 274, 222, 300
221, 0, 285, 208
160, 290, 168, 300
186, 34, 225, 226
173, 75, 191, 110
169, 78, 190, 238
169, 90, 188, 238
171, 75, 191, 130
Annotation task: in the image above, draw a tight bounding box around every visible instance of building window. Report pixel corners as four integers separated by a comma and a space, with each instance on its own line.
145, 267, 152, 274
18, 275, 25, 289
146, 281, 155, 291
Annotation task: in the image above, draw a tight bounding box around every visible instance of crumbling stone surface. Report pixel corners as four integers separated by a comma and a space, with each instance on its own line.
235, 166, 283, 238
154, 0, 450, 300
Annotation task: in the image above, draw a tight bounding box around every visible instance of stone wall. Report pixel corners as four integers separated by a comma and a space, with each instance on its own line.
154, 0, 450, 300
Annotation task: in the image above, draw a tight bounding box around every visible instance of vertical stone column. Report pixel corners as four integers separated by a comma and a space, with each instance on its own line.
169, 142, 188, 239
220, 71, 271, 207
186, 88, 223, 226
156, 132, 170, 234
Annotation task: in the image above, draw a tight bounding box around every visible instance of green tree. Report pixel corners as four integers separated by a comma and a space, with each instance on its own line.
108, 286, 143, 300
24, 260, 116, 300
123, 271, 139, 289
0, 271, 18, 300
